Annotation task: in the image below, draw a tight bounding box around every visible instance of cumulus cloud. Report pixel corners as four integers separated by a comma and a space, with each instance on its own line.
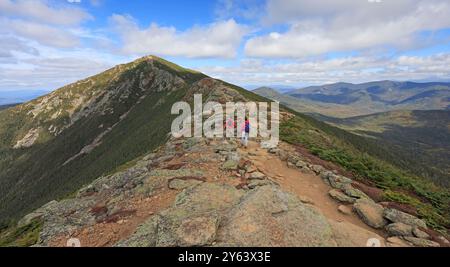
0, 36, 39, 62
0, 52, 120, 90
198, 54, 450, 86
1, 18, 80, 48
245, 0, 450, 58
110, 14, 248, 58
0, 0, 95, 50
0, 0, 91, 26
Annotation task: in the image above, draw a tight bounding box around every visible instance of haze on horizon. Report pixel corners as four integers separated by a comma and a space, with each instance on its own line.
1, 0, 450, 92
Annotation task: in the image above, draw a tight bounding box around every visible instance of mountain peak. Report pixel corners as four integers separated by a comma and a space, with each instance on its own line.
130, 55, 201, 75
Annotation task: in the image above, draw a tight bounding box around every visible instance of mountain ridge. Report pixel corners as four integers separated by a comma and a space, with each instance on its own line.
255, 81, 450, 118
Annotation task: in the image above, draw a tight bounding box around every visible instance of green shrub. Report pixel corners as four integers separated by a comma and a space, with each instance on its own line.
0, 219, 43, 247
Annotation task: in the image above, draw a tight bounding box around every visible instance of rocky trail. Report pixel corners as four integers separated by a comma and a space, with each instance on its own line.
241, 141, 381, 235
21, 136, 449, 247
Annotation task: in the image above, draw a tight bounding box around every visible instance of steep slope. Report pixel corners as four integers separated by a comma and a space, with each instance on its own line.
257, 81, 450, 117
0, 57, 448, 246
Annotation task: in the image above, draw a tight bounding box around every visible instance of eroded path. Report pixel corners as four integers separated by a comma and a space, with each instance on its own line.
239, 141, 384, 236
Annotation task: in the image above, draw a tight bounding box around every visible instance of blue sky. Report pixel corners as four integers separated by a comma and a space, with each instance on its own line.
0, 0, 450, 92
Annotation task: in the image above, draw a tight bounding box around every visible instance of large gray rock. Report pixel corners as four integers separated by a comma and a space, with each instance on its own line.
353, 199, 387, 229
412, 227, 430, 239
383, 208, 427, 229
248, 179, 272, 189
342, 185, 371, 200
327, 174, 353, 190
215, 185, 337, 247
310, 165, 326, 175
248, 171, 266, 180
329, 189, 357, 204
221, 160, 239, 170
385, 223, 413, 236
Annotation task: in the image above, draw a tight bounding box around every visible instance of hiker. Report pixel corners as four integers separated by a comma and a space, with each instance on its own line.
241, 116, 250, 148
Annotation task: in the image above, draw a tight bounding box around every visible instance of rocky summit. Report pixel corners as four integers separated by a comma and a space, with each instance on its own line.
0, 56, 449, 247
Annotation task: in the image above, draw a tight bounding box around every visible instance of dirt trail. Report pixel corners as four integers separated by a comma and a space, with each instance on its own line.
239, 141, 384, 236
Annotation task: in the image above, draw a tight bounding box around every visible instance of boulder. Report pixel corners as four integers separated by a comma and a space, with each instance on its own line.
412, 227, 430, 239
342, 185, 371, 200
385, 222, 413, 236
248, 179, 272, 189
329, 189, 357, 204
327, 174, 353, 190
383, 208, 427, 229
353, 199, 387, 229
295, 160, 308, 169
248, 171, 266, 180
215, 185, 337, 247
310, 165, 326, 175
221, 160, 239, 170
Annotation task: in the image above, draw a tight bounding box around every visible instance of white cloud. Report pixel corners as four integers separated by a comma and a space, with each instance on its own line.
0, 47, 125, 90
110, 14, 248, 58
1, 18, 80, 48
245, 0, 450, 58
0, 36, 39, 63
0, 0, 91, 26
198, 54, 450, 86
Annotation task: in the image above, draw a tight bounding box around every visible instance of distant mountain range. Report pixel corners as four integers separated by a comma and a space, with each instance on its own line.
315, 110, 450, 187
254, 82, 450, 188
255, 81, 450, 118
0, 90, 50, 105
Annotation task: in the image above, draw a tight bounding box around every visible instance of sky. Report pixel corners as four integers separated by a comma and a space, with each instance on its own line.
0, 0, 450, 92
